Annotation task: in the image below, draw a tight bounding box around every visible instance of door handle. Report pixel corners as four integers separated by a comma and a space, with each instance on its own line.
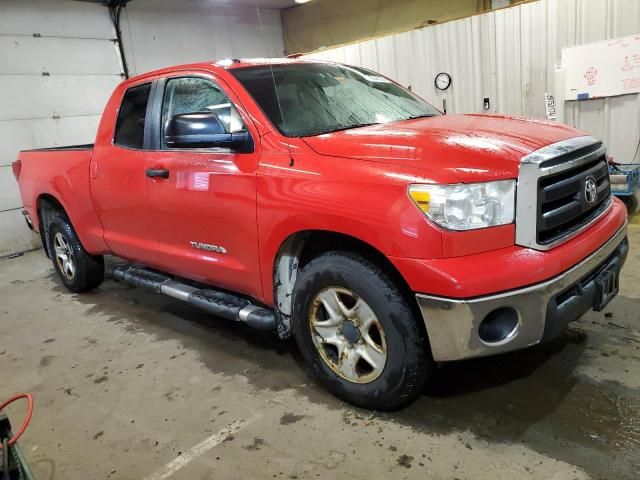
146, 168, 170, 179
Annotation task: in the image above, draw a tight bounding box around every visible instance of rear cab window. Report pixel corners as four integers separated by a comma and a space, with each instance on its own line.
114, 83, 152, 149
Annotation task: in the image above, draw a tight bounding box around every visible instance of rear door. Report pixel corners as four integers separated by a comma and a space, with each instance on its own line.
144, 73, 263, 299
90, 81, 162, 268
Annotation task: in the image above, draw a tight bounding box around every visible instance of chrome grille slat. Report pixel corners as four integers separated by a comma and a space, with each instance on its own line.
516, 136, 612, 251
537, 158, 610, 244
541, 161, 608, 203
542, 179, 581, 203
537, 142, 604, 169
596, 178, 610, 196
541, 201, 582, 230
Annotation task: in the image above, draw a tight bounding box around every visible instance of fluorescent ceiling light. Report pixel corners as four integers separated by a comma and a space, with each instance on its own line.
295, 0, 313, 3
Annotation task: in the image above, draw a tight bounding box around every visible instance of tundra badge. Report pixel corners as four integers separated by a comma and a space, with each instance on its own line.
190, 241, 227, 254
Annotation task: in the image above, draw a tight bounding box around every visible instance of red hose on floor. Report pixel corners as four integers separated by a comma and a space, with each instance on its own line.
0, 393, 34, 448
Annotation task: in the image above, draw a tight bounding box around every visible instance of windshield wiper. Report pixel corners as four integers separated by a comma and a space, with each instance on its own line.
407, 114, 439, 120
308, 122, 380, 136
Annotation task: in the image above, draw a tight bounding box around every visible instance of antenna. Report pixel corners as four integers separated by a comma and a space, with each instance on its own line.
255, 5, 295, 166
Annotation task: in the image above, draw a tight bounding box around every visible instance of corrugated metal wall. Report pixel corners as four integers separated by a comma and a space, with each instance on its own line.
281, 0, 502, 55
305, 0, 640, 164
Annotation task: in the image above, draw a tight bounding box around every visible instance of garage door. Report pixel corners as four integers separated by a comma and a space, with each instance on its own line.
0, 0, 123, 257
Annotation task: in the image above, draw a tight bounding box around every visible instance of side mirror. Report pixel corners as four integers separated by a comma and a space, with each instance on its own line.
164, 112, 254, 152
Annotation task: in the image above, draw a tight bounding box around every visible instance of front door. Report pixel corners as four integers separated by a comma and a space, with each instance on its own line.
144, 74, 263, 299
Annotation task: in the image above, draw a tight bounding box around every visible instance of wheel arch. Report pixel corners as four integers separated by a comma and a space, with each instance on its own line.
36, 194, 69, 258
271, 229, 417, 338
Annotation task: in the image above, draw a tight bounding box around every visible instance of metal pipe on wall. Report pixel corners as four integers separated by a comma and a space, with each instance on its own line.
107, 0, 130, 79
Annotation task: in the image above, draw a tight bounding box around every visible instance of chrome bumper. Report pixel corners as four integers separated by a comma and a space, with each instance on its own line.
416, 224, 628, 362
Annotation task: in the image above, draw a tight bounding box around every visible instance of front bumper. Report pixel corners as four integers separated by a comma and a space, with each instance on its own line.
416, 224, 628, 361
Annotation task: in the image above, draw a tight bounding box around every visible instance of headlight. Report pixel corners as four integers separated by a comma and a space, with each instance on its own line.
409, 180, 516, 230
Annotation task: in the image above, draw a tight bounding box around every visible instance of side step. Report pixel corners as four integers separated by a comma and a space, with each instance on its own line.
113, 265, 276, 331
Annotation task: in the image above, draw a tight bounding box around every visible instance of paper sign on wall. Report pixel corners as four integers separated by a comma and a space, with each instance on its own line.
545, 93, 556, 120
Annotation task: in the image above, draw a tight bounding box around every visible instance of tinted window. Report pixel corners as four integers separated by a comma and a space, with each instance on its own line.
161, 77, 245, 148
232, 63, 440, 137
114, 83, 151, 149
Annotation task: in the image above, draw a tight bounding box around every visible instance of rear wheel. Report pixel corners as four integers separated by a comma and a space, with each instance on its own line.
48, 215, 104, 292
292, 252, 431, 410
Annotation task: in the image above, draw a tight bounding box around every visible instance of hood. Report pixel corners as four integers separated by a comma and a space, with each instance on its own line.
302, 114, 585, 182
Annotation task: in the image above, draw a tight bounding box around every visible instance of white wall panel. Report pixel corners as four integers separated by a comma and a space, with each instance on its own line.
0, 167, 22, 211
0, 75, 120, 121
0, 0, 115, 38
121, 0, 284, 76
0, 116, 103, 167
563, 0, 640, 165
0, 37, 122, 75
304, 0, 640, 165
0, 209, 40, 257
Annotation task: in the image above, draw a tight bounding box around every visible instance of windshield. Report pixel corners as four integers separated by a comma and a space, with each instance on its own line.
231, 63, 440, 137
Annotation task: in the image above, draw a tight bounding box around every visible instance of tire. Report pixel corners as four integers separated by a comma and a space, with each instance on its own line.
47, 215, 104, 293
292, 251, 431, 410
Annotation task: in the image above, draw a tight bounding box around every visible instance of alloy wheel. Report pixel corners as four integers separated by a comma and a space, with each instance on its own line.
309, 287, 387, 384
53, 232, 75, 280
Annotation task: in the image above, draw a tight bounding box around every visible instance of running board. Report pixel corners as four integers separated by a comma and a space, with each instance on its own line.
112, 265, 276, 331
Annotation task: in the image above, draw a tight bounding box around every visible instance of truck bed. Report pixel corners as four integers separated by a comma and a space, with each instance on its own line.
15, 145, 107, 254
21, 144, 94, 152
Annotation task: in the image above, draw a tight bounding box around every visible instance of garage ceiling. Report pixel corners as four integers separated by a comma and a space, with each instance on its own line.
75, 0, 299, 8
199, 0, 299, 7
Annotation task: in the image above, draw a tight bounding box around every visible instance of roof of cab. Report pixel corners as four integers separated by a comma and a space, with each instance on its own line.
214, 57, 321, 69
122, 57, 328, 86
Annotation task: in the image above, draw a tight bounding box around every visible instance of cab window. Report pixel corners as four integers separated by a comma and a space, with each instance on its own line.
114, 83, 151, 149
161, 77, 245, 148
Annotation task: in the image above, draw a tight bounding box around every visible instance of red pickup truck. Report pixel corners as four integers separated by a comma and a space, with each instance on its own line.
13, 59, 628, 409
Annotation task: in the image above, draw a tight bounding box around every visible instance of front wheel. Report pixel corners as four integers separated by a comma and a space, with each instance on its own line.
292, 252, 432, 410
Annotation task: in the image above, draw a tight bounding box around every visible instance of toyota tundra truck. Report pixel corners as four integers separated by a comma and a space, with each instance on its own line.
13, 59, 628, 410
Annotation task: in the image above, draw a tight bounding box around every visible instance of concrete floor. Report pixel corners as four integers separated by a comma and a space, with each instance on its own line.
1, 227, 640, 480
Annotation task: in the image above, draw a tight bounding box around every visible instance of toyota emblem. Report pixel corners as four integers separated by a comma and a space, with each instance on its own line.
584, 176, 598, 205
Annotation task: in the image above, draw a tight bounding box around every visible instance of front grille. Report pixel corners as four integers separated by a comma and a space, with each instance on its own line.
536, 146, 611, 245
516, 136, 611, 250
